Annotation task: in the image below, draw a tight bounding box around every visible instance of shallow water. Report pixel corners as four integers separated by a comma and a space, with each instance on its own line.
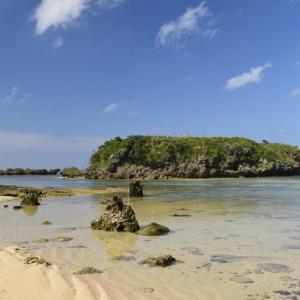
1, 176, 300, 299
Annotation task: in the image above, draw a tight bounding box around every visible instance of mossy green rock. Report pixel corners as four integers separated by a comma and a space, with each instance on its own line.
72, 266, 102, 275
144, 255, 176, 267
19, 192, 40, 206
43, 221, 51, 225
33, 238, 49, 243
24, 257, 51, 266
137, 222, 170, 236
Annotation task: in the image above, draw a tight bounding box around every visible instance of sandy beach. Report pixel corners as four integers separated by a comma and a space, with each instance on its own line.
0, 247, 110, 300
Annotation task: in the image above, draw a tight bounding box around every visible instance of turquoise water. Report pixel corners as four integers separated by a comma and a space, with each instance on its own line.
1, 176, 300, 299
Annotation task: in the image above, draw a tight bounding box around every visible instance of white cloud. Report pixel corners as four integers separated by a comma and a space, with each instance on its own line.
102, 102, 119, 114
98, 0, 126, 9
277, 129, 287, 134
0, 87, 18, 104
225, 62, 272, 90
33, 0, 90, 35
289, 87, 300, 96
0, 131, 106, 153
155, 2, 216, 48
53, 36, 64, 48
102, 100, 140, 116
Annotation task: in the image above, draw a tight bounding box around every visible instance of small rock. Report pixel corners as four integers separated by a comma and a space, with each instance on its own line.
13, 206, 22, 210
3, 205, 8, 208
55, 237, 72, 242
19, 192, 40, 206
128, 181, 143, 197
33, 238, 49, 243
24, 257, 51, 266
137, 222, 169, 236
72, 266, 102, 275
43, 221, 51, 225
144, 255, 176, 267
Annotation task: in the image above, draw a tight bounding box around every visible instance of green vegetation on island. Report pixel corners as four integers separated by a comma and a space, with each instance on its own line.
82, 135, 300, 179
89, 135, 300, 169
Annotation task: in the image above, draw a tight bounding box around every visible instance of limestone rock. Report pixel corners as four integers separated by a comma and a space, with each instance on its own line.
91, 195, 140, 232
128, 181, 143, 197
137, 222, 169, 236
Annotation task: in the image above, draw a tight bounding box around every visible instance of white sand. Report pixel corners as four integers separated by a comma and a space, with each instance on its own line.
0, 247, 110, 300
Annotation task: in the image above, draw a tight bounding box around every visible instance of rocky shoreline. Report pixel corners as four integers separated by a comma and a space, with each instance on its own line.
70, 160, 300, 180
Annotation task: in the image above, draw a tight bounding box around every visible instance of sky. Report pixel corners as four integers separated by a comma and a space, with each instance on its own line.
1, 0, 300, 169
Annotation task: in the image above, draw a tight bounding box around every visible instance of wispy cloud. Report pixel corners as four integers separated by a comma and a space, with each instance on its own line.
102, 100, 140, 116
0, 131, 106, 153
289, 87, 300, 96
98, 0, 126, 9
225, 62, 272, 90
0, 87, 29, 104
0, 87, 18, 104
53, 36, 64, 48
33, 0, 90, 35
155, 2, 216, 48
102, 102, 120, 114
276, 128, 287, 134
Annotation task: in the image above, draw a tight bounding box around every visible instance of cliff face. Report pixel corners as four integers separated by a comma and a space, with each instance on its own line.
83, 136, 300, 179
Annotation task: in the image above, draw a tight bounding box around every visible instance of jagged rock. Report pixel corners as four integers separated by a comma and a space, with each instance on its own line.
137, 222, 169, 236
19, 192, 40, 206
144, 255, 176, 267
128, 181, 143, 197
91, 195, 140, 232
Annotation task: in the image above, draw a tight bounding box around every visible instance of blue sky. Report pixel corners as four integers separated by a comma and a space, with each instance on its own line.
1, 0, 300, 169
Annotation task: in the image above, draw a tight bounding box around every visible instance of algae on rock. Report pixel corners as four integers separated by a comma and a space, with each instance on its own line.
144, 255, 176, 267
137, 222, 169, 236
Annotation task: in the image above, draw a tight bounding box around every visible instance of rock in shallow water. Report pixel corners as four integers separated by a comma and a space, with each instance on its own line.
91, 195, 140, 232
137, 222, 169, 236
144, 255, 176, 267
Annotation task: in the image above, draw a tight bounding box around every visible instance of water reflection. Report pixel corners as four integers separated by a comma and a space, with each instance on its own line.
91, 230, 138, 260
22, 205, 39, 216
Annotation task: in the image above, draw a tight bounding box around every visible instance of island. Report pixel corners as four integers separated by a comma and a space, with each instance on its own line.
61, 135, 300, 179
0, 168, 60, 176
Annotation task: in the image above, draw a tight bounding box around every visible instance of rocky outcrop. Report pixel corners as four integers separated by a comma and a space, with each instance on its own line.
91, 195, 140, 232
128, 181, 143, 197
19, 192, 41, 206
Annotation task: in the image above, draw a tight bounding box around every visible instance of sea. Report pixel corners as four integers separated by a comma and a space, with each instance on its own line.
1, 175, 300, 300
